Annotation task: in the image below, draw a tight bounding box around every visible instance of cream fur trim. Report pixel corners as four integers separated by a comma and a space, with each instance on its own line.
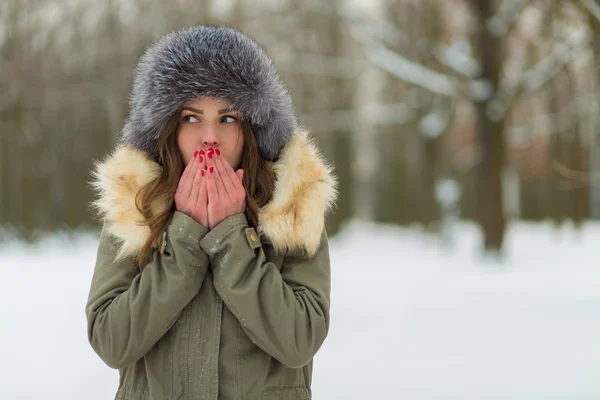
90, 130, 337, 259
258, 130, 337, 256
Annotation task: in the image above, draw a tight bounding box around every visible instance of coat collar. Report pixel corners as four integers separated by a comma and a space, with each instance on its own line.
91, 130, 337, 260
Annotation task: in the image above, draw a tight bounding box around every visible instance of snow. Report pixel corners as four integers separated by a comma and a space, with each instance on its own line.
470, 79, 493, 102
1, 221, 599, 399
435, 42, 481, 79
581, 0, 600, 24
485, 97, 507, 122
520, 30, 591, 95
486, 15, 508, 37
435, 178, 460, 207
362, 42, 457, 96
419, 112, 446, 139
344, 8, 457, 97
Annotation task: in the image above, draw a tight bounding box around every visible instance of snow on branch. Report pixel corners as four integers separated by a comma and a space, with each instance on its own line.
487, 0, 531, 37
519, 30, 591, 95
579, 0, 600, 23
362, 41, 457, 96
433, 41, 481, 79
341, 3, 458, 97
419, 97, 455, 139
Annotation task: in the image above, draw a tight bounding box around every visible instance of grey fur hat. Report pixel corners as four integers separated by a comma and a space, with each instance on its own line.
120, 25, 297, 162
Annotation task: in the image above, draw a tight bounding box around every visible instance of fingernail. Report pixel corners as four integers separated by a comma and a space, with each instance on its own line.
201, 169, 205, 177
208, 152, 213, 159
208, 147, 214, 152
209, 166, 214, 173
193, 150, 199, 158
199, 156, 203, 163
215, 149, 221, 156
199, 149, 205, 155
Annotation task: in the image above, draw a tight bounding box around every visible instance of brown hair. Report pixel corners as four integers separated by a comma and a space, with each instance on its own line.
134, 114, 276, 267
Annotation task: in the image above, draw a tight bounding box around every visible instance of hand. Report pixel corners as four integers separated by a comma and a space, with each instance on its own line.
205, 147, 246, 230
174, 149, 209, 228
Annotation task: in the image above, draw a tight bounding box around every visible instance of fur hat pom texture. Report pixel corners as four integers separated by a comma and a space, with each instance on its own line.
120, 25, 298, 162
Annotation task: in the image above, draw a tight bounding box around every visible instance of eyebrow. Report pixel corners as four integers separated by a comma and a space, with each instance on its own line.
182, 106, 237, 115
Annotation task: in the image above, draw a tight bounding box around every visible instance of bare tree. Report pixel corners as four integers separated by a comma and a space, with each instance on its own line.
577, 0, 600, 218
343, 0, 590, 252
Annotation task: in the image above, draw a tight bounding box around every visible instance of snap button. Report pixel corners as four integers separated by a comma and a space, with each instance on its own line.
245, 227, 262, 249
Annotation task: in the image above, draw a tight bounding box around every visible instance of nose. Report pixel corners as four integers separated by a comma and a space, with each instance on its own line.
201, 127, 219, 148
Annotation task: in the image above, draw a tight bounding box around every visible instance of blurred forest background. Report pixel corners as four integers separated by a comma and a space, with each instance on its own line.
2, 0, 600, 253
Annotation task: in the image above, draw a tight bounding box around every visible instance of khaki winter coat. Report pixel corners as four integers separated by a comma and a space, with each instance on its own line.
86, 130, 336, 400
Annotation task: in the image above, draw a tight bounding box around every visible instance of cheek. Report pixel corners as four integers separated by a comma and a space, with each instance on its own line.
230, 131, 244, 168
177, 131, 194, 161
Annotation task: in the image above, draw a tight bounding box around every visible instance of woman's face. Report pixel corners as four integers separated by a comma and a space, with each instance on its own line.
176, 96, 244, 169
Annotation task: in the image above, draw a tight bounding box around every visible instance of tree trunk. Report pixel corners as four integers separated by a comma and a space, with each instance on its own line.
588, 15, 600, 219
471, 0, 507, 251
565, 67, 588, 227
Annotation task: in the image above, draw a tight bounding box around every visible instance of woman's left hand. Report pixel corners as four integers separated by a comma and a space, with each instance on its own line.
205, 148, 246, 230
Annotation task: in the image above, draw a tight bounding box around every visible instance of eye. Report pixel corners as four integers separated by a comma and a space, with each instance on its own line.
182, 115, 199, 123
221, 115, 238, 123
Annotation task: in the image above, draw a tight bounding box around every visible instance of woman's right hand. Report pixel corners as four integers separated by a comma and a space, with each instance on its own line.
175, 149, 209, 228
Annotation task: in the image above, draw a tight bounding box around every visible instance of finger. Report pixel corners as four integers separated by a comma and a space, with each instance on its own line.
179, 151, 199, 200
217, 154, 243, 193
212, 162, 228, 204
206, 163, 219, 206
214, 156, 236, 199
206, 146, 215, 170
176, 151, 197, 194
187, 165, 203, 210
198, 149, 207, 171
235, 169, 244, 183
196, 177, 208, 211
206, 148, 226, 199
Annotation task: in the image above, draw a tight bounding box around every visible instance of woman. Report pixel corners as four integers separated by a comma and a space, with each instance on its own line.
86, 25, 337, 400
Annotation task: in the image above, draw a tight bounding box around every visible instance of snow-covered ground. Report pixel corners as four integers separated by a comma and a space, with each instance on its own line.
1, 221, 599, 399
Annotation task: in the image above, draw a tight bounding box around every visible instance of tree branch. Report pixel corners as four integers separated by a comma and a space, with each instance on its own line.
341, 4, 460, 98
362, 41, 457, 97
579, 0, 600, 27
553, 160, 600, 182
520, 31, 590, 94
487, 0, 532, 37
432, 42, 481, 79
503, 29, 590, 115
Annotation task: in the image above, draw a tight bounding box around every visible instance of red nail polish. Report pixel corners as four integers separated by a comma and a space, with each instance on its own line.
199, 156, 203, 163
208, 152, 213, 159
208, 147, 214, 152
201, 169, 205, 177
215, 149, 221, 156
193, 150, 199, 158
199, 149, 205, 155
209, 166, 214, 173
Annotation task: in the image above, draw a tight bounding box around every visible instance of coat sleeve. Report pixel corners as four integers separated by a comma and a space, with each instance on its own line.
199, 213, 331, 369
85, 211, 210, 369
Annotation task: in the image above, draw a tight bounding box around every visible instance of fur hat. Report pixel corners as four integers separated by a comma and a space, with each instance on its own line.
119, 25, 298, 162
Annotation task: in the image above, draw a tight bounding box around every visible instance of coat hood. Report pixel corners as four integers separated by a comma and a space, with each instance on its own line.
91, 130, 337, 260
121, 25, 297, 163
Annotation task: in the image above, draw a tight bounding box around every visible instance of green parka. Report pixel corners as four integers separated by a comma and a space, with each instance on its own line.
86, 130, 337, 400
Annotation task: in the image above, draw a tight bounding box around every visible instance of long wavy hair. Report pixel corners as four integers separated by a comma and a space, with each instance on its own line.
133, 112, 276, 267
